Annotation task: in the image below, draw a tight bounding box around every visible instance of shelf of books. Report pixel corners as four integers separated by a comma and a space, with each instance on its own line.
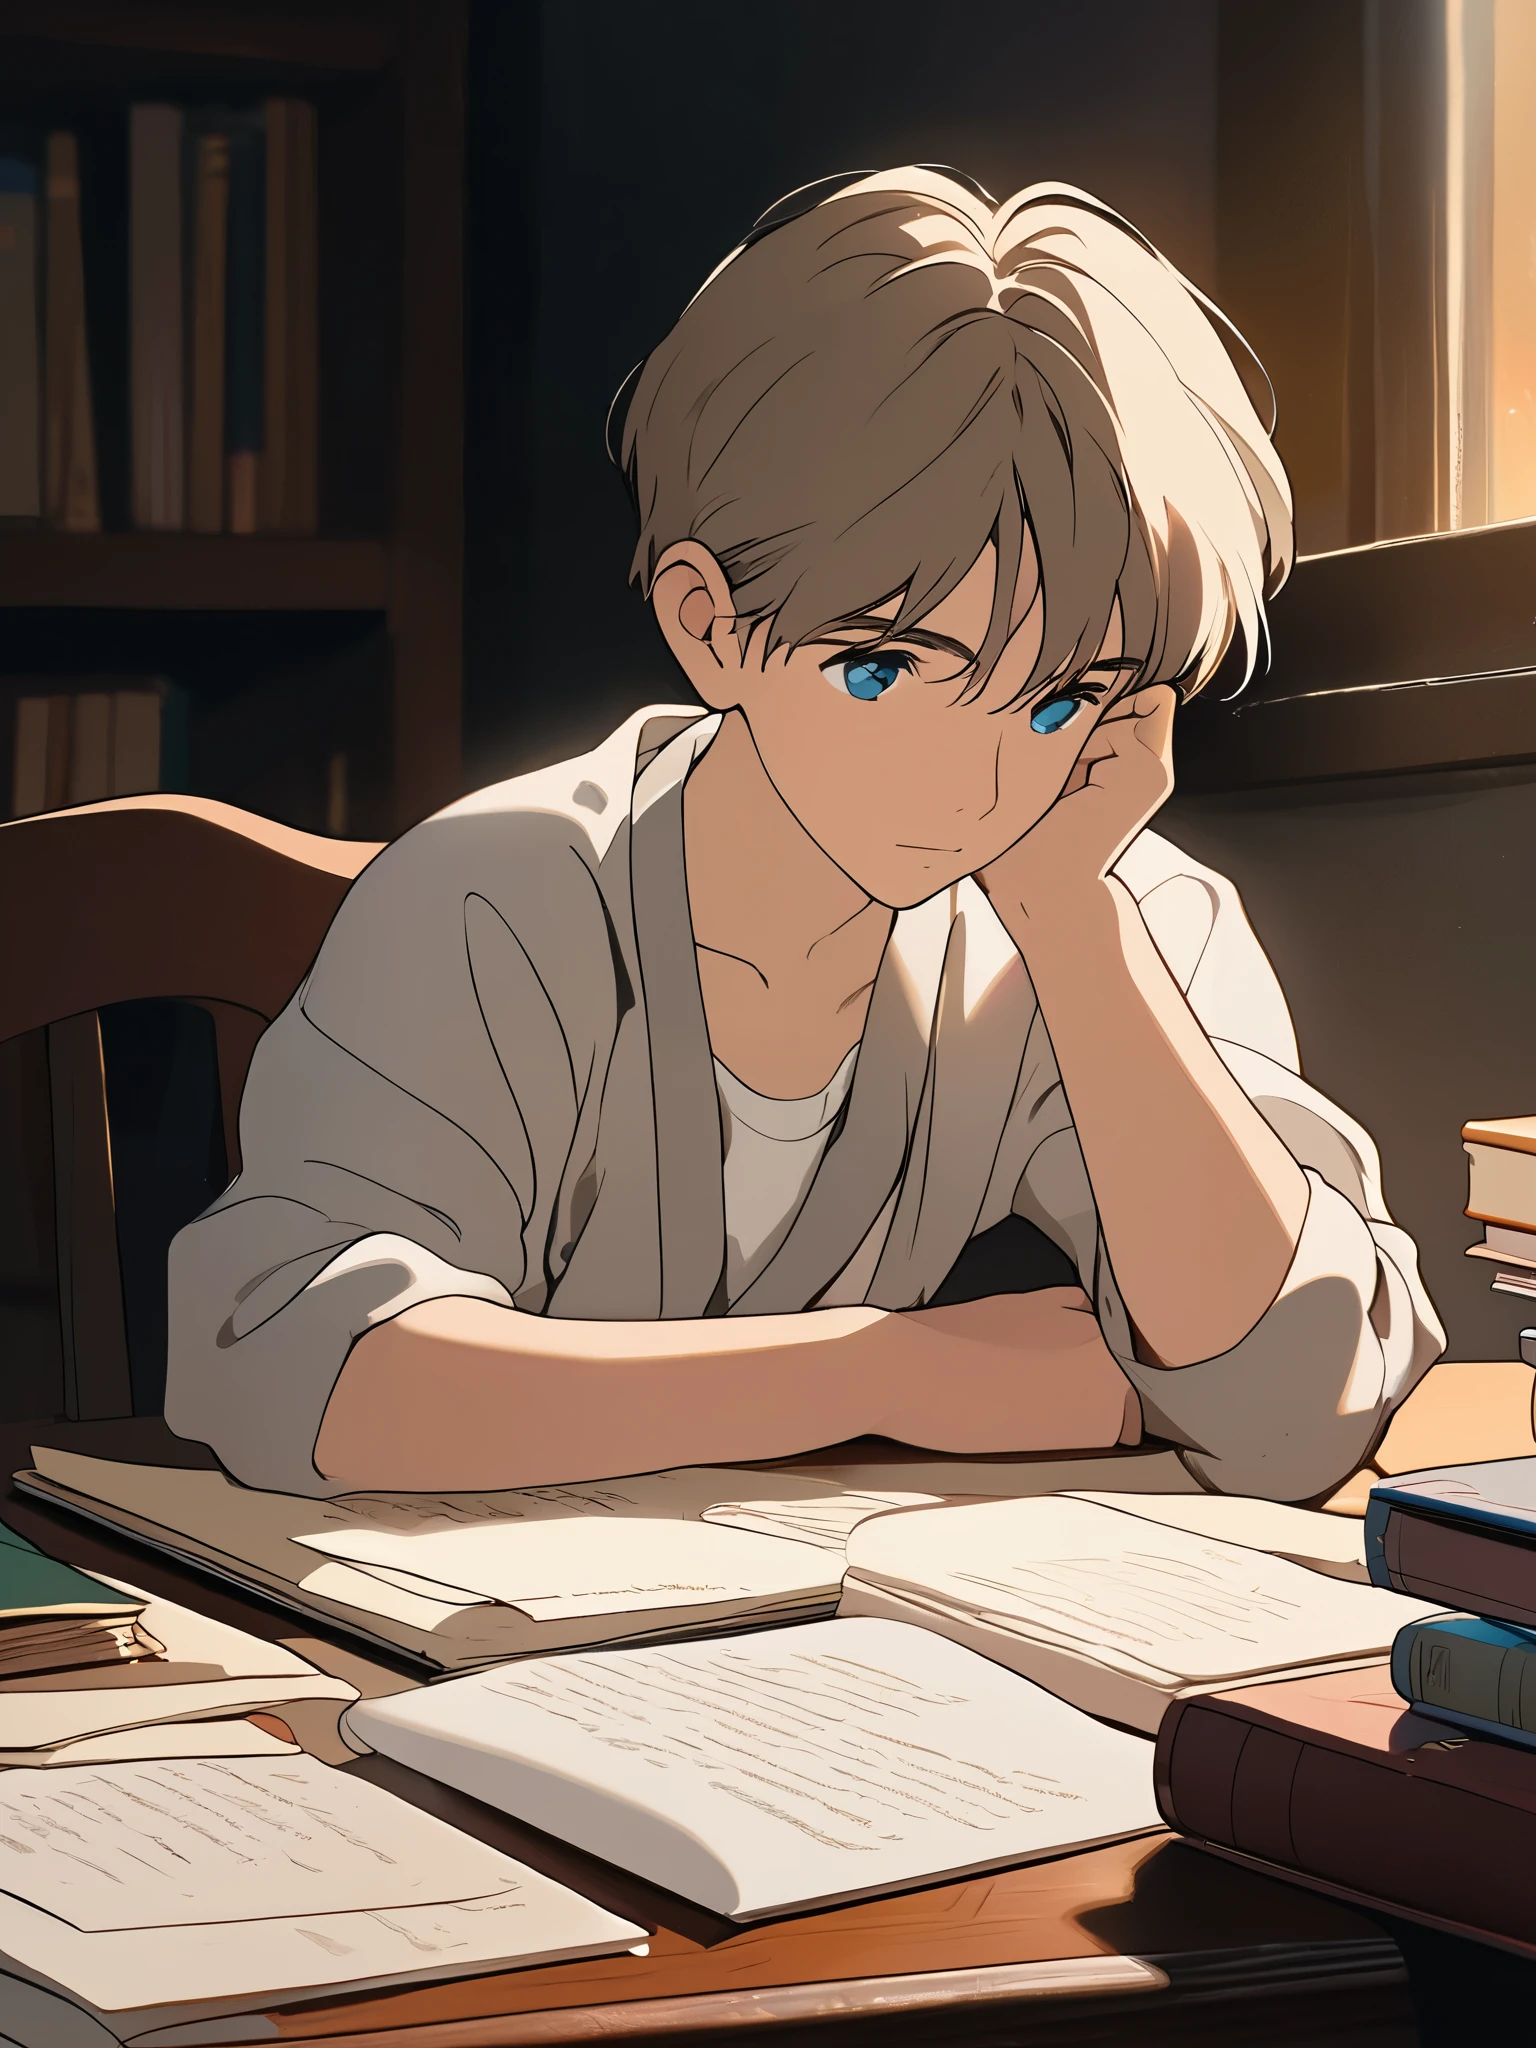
0, 1, 464, 837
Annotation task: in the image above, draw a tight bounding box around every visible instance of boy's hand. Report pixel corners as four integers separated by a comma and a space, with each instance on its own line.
978, 684, 1177, 918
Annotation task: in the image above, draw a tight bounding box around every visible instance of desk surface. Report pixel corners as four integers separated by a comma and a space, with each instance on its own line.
0, 1417, 1439, 2047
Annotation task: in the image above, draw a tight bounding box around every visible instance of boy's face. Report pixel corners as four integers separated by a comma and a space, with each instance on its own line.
674, 537, 1140, 910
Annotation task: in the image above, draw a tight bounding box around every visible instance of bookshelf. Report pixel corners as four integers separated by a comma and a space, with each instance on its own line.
0, 0, 466, 835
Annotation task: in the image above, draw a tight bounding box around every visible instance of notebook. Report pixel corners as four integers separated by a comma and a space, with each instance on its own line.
839, 1493, 1443, 1733
346, 1615, 1163, 1921
0, 1751, 643, 2045
0, 1518, 158, 1680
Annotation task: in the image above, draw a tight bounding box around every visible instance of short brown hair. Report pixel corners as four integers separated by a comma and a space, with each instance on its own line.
616, 169, 1292, 700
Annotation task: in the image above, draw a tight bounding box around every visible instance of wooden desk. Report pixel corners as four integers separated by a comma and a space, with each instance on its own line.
0, 1419, 1431, 2046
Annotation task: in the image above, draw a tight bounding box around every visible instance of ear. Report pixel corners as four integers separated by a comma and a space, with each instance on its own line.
650, 541, 750, 710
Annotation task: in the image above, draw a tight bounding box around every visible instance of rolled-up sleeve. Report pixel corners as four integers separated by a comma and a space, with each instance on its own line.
1036, 837, 1446, 1503
165, 811, 596, 1497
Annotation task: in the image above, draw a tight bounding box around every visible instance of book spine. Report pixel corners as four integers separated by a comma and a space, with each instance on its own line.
43, 694, 71, 811
0, 155, 41, 520
1372, 1506, 1536, 1628
1156, 1695, 1536, 1950
260, 98, 318, 534
224, 119, 265, 535
109, 688, 162, 797
1396, 1616, 1536, 1734
130, 104, 184, 530
10, 696, 48, 816
43, 133, 100, 532
66, 692, 112, 805
187, 129, 230, 533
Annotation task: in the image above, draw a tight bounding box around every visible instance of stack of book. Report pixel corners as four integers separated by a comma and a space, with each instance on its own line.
7, 680, 179, 817
1153, 1457, 1536, 1958
1463, 1113, 1536, 1300
0, 101, 318, 537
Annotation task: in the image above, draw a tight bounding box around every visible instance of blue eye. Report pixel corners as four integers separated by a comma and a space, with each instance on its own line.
1030, 695, 1083, 734
825, 653, 911, 701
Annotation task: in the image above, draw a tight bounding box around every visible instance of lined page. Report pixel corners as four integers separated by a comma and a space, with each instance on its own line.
844, 1496, 1443, 1690
0, 1755, 523, 1930
348, 1615, 1160, 1919
293, 1517, 841, 1619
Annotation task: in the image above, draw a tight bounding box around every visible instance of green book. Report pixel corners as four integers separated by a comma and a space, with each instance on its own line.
0, 1516, 143, 1622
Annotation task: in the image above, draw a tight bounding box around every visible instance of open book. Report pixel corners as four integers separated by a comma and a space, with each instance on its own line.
0, 1751, 643, 2046
16, 1448, 943, 1671
839, 1493, 1444, 1733
347, 1614, 1163, 1921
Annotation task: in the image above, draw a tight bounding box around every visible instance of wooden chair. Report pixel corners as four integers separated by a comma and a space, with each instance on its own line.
0, 797, 382, 1423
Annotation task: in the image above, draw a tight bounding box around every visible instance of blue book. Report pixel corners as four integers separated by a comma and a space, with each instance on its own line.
1367, 1457, 1536, 1628
1394, 1612, 1536, 1749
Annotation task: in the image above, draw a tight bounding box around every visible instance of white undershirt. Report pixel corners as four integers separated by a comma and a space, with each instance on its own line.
714, 1046, 860, 1305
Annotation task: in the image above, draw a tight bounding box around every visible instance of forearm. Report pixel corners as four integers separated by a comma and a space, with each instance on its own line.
313, 1287, 1136, 1490
998, 877, 1309, 1366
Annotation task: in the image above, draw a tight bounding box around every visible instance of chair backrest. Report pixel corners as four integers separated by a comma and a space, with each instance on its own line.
0, 796, 383, 1422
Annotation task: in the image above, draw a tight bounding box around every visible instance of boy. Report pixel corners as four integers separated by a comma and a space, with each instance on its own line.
167, 170, 1443, 1502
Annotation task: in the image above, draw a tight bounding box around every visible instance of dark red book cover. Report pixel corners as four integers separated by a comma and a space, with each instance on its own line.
1154, 1664, 1536, 1955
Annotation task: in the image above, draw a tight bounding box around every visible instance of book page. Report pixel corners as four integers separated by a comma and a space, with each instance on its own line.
0, 1754, 523, 1931
27, 1451, 846, 1592
700, 1491, 941, 1551
0, 1718, 301, 1769
0, 1876, 643, 2024
1066, 1492, 1370, 1581
348, 1615, 1161, 1919
294, 1518, 841, 1619
843, 1496, 1444, 1690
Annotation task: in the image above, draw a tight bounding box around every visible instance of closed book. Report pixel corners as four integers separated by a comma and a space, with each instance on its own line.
186, 127, 230, 532
0, 1516, 152, 1681
1393, 1612, 1536, 1749
1366, 1457, 1536, 1626
10, 694, 48, 815
42, 133, 99, 532
1464, 1115, 1536, 1232
1155, 1664, 1536, 1958
109, 687, 161, 795
223, 116, 264, 532
0, 153, 41, 519
260, 97, 318, 533
1466, 1221, 1536, 1269
129, 105, 183, 530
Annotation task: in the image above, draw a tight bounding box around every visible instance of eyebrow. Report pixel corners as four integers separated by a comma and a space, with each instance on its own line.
812, 614, 979, 665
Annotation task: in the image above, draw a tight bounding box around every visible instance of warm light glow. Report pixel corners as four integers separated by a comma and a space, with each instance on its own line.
1491, 0, 1536, 521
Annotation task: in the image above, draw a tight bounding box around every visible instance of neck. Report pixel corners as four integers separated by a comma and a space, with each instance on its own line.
683, 709, 889, 985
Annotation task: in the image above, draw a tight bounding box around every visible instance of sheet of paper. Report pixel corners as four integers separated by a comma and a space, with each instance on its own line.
296, 1559, 489, 1630
700, 1491, 941, 1550
0, 1876, 644, 2024
295, 1518, 840, 1619
0, 1719, 301, 1769
348, 1615, 1161, 1919
1067, 1491, 1370, 1581
0, 1754, 526, 1932
843, 1496, 1444, 1689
